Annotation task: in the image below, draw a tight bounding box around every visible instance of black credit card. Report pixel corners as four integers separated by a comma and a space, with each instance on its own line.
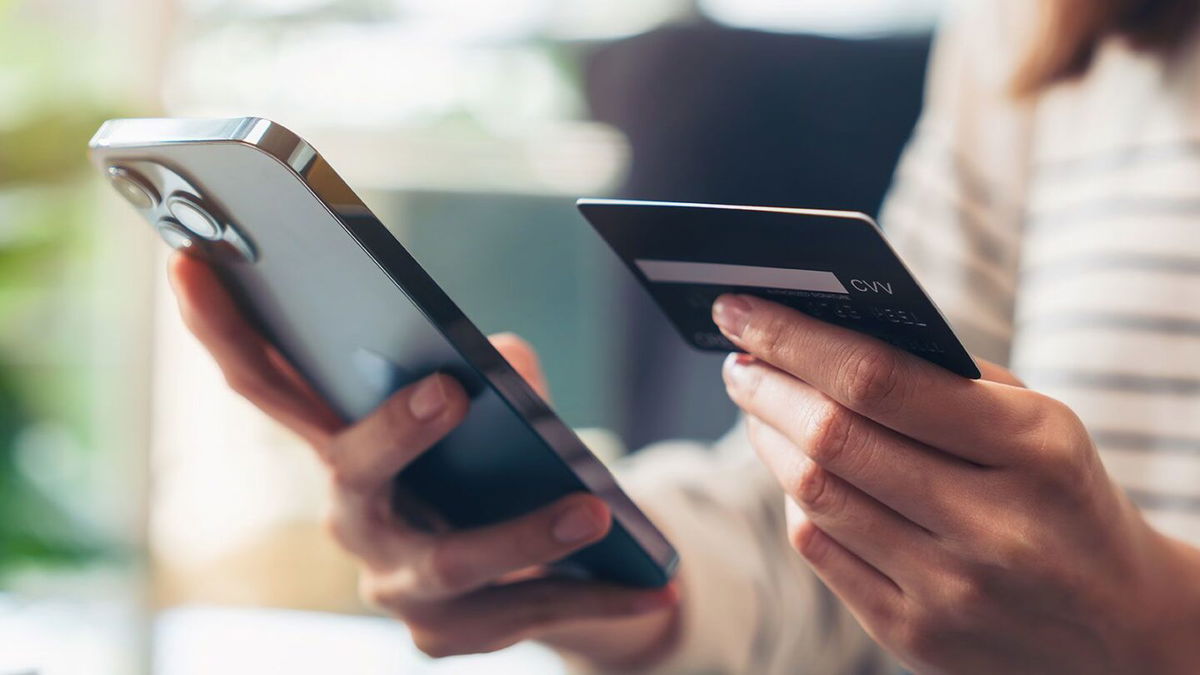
578, 199, 980, 379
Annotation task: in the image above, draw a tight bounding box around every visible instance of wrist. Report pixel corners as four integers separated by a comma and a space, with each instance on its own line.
543, 601, 682, 672
1143, 532, 1200, 673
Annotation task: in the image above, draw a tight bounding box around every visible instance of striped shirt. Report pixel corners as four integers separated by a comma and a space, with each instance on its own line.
594, 2, 1200, 672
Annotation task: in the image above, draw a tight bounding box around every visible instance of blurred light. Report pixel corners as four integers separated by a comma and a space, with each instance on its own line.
0, 595, 138, 675
387, 0, 554, 42
700, 0, 945, 36
545, 1, 691, 40
182, 0, 340, 19
164, 24, 581, 131
156, 607, 567, 674
13, 423, 89, 510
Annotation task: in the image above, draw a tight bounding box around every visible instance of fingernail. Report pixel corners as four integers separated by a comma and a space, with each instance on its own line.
409, 376, 448, 421
552, 505, 604, 544
712, 295, 752, 339
723, 352, 755, 371
723, 352, 755, 387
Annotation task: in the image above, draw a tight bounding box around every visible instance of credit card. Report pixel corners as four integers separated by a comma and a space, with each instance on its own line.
578, 199, 980, 379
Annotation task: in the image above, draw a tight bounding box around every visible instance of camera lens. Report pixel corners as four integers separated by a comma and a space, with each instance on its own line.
156, 218, 198, 251
107, 166, 159, 210
167, 193, 224, 241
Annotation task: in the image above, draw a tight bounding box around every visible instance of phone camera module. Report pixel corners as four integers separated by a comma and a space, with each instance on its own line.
156, 218, 198, 252
167, 193, 224, 241
106, 166, 160, 210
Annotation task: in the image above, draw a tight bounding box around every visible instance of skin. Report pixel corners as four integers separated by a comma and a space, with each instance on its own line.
166, 254, 680, 667
712, 293, 1200, 674
166, 247, 1200, 671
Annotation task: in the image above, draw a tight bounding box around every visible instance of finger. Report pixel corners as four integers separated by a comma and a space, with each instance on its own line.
168, 254, 343, 446
713, 294, 1043, 465
323, 488, 417, 566
325, 373, 469, 496
977, 357, 1025, 387
490, 332, 551, 400
732, 361, 980, 531
786, 501, 905, 633
389, 493, 613, 600
773, 446, 938, 592
402, 578, 678, 658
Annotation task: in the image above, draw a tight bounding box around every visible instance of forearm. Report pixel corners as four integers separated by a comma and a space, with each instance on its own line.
553, 434, 897, 675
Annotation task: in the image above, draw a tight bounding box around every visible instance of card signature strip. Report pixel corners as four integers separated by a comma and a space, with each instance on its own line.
635, 259, 849, 295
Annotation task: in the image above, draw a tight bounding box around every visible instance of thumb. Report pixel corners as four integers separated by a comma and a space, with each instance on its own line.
489, 333, 551, 401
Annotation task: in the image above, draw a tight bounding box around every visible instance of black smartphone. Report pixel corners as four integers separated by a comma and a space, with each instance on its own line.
89, 117, 677, 588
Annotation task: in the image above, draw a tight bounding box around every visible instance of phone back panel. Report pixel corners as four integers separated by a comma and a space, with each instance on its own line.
90, 118, 675, 587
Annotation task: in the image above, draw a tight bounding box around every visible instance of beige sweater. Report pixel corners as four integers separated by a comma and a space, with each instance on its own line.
599, 1, 1200, 672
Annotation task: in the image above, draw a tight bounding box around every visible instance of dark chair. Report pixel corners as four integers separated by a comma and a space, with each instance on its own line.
583, 23, 932, 448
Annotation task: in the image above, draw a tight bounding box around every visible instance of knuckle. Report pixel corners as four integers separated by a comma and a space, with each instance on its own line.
222, 369, 268, 402
1023, 397, 1096, 495
423, 543, 472, 595
793, 462, 842, 515
897, 610, 949, 663
786, 512, 812, 554
950, 533, 1015, 590
988, 530, 1040, 576
410, 631, 462, 660
357, 575, 390, 610
1022, 396, 1078, 458
323, 445, 366, 493
912, 574, 998, 651
788, 517, 827, 560
320, 509, 352, 549
982, 527, 1074, 594
862, 592, 900, 628
803, 400, 856, 467
897, 590, 977, 662
938, 572, 989, 616
838, 347, 905, 413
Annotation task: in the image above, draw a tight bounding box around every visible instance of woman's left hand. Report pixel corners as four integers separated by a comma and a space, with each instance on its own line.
712, 294, 1200, 674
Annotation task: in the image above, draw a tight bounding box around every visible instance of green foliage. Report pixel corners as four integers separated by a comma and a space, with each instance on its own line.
0, 366, 105, 573
0, 1, 128, 579
0, 111, 117, 185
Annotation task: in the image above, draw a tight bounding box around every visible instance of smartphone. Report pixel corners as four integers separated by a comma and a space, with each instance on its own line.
579, 199, 980, 379
89, 118, 677, 588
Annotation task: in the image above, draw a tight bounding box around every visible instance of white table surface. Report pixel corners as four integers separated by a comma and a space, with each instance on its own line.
1, 598, 567, 675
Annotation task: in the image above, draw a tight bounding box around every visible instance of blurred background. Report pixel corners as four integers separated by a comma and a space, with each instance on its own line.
0, 0, 942, 672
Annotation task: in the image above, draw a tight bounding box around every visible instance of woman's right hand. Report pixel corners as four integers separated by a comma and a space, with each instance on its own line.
167, 254, 680, 667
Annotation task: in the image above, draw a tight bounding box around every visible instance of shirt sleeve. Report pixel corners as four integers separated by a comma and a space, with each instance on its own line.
570, 423, 901, 675
879, 0, 1035, 366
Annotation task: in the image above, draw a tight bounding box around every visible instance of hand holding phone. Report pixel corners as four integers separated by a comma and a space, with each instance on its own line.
89, 118, 675, 590
91, 117, 681, 664
169, 254, 680, 664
